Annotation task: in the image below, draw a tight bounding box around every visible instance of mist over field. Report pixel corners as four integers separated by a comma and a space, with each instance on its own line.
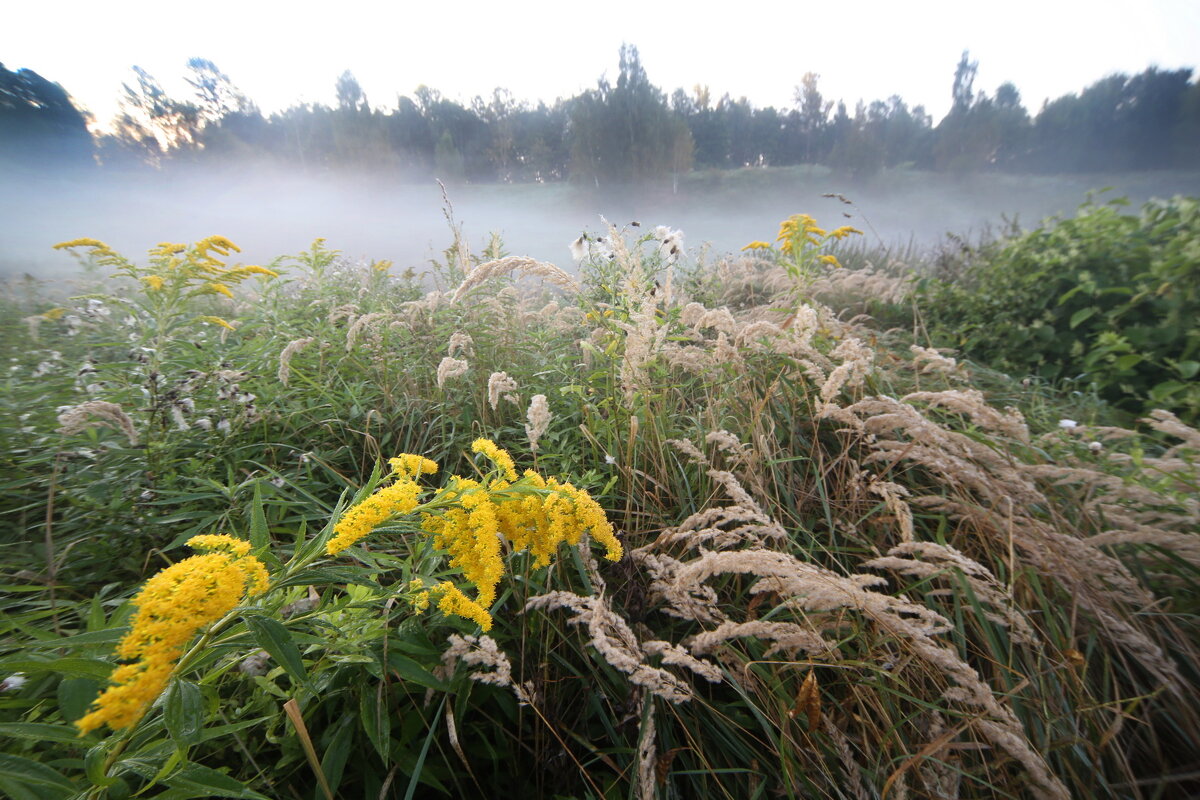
5, 165, 1199, 277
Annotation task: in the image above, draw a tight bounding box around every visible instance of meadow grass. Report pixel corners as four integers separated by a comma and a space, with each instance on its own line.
0, 216, 1197, 799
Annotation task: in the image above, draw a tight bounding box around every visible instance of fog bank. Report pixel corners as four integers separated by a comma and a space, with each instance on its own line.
4, 166, 1198, 278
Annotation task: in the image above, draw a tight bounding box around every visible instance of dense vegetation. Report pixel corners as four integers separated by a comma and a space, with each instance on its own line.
4, 47, 1200, 180
918, 195, 1200, 421
1, 207, 1197, 798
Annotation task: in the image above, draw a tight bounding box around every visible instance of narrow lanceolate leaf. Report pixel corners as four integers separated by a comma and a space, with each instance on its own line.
242, 614, 310, 688
249, 481, 269, 551
0, 753, 76, 794
164, 680, 205, 747
163, 764, 271, 799
0, 656, 115, 679
0, 722, 87, 744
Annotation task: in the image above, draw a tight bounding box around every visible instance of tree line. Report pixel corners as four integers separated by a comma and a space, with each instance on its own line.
4, 47, 1199, 182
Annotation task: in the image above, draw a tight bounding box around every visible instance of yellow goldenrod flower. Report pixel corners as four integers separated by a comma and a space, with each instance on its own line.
197, 315, 237, 331
53, 238, 110, 251
372, 259, 393, 273
472, 438, 517, 482
151, 242, 188, 256
208, 283, 234, 299
741, 241, 773, 251
819, 255, 841, 268
409, 579, 431, 612
195, 235, 241, 256
428, 582, 493, 631
423, 478, 504, 609
326, 477, 423, 554
187, 533, 252, 557
75, 537, 266, 734
41, 307, 68, 321
388, 454, 439, 480
229, 265, 279, 280
140, 275, 165, 291
328, 445, 622, 633
829, 225, 864, 240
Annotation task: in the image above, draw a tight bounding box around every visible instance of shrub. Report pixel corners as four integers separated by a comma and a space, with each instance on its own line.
918, 195, 1200, 420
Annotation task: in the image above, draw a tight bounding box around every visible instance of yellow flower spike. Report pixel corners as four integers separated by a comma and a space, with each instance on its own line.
429, 582, 493, 631
829, 225, 864, 240
208, 283, 234, 299
230, 265, 279, 279
471, 438, 517, 482
195, 235, 241, 256
819, 255, 841, 268
326, 477, 423, 554
186, 534, 252, 557
53, 238, 110, 251
74, 540, 267, 734
741, 241, 773, 251
197, 315, 236, 331
141, 275, 165, 291
388, 454, 439, 480
41, 307, 68, 321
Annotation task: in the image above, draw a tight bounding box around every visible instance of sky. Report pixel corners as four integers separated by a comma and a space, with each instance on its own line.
4, 0, 1198, 128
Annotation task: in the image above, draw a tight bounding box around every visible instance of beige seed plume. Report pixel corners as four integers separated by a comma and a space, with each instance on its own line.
277, 338, 314, 387
450, 256, 580, 303
448, 332, 474, 358
487, 371, 519, 410
57, 401, 139, 446
525, 394, 550, 452
436, 357, 469, 388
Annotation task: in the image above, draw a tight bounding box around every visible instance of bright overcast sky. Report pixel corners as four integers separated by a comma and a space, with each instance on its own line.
4, 0, 1198, 128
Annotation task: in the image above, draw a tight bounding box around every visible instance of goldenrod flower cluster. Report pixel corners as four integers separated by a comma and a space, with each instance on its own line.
777, 213, 828, 251
330, 440, 622, 632
326, 477, 426, 555
388, 454, 439, 480
742, 214, 865, 281
75, 535, 267, 734
471, 438, 517, 481
52, 236, 279, 323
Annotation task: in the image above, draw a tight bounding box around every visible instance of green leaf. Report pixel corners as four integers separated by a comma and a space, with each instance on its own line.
0, 656, 116, 679
249, 482, 269, 551
85, 743, 121, 787
1114, 353, 1143, 371
47, 628, 127, 647
386, 653, 448, 691
58, 676, 101, 722
242, 615, 310, 688
164, 680, 205, 747
1177, 360, 1200, 380
320, 715, 356, 793
0, 722, 88, 744
194, 716, 270, 744
360, 684, 392, 762
0, 753, 75, 795
1069, 306, 1098, 329
163, 764, 270, 799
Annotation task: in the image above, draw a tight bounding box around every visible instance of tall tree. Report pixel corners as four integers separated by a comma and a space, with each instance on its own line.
794, 72, 831, 163
0, 63, 94, 169
567, 45, 693, 185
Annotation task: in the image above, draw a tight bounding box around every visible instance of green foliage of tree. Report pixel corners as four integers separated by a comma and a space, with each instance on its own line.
934, 52, 1032, 172
567, 45, 694, 185
919, 195, 1200, 420
0, 62, 94, 169
5, 49, 1198, 181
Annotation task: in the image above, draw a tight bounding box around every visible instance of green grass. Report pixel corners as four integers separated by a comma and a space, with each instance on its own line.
0, 215, 1197, 799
